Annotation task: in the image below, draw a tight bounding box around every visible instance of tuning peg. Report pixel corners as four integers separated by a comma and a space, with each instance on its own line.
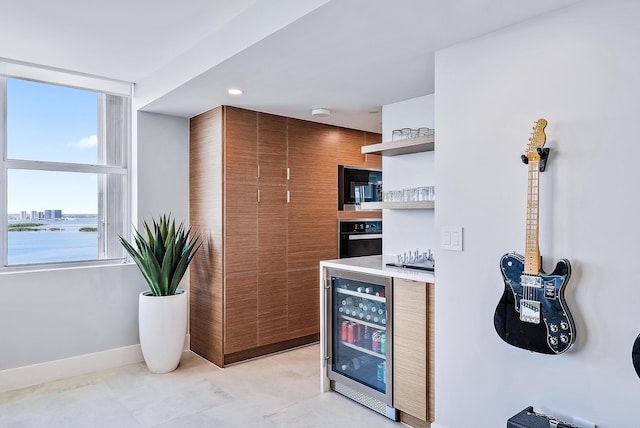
521, 154, 529, 164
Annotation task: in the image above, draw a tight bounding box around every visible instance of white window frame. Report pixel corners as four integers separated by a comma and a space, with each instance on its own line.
0, 61, 133, 271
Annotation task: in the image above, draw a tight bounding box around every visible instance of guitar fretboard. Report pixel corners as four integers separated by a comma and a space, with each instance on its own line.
524, 159, 541, 275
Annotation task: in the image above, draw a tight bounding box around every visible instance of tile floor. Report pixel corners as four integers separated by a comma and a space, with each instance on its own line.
0, 344, 401, 427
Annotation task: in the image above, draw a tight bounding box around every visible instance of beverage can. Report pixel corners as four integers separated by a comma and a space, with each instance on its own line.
372, 330, 381, 352
347, 322, 355, 343
376, 362, 385, 382
356, 323, 363, 345
363, 326, 371, 349
380, 333, 386, 355
340, 321, 348, 341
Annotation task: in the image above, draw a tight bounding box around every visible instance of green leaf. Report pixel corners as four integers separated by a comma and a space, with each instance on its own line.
119, 214, 201, 296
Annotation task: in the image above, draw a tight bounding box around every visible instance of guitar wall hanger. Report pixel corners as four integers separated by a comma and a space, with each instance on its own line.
521, 147, 550, 172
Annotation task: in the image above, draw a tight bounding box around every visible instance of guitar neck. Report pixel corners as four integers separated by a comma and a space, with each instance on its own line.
524, 159, 541, 275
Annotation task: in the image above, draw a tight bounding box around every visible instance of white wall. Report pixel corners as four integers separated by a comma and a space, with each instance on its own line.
0, 111, 189, 383
433, 2, 640, 427
136, 112, 190, 225
381, 94, 435, 256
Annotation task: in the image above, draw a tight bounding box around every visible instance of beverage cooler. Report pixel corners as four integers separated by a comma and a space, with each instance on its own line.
323, 268, 397, 420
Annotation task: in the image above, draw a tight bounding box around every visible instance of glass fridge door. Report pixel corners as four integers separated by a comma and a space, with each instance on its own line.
331, 275, 389, 395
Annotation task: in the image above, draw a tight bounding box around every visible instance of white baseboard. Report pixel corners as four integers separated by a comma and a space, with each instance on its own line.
1, 334, 192, 394
0, 344, 144, 393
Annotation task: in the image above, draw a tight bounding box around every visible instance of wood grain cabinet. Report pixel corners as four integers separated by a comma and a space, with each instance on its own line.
393, 278, 435, 427
191, 106, 373, 366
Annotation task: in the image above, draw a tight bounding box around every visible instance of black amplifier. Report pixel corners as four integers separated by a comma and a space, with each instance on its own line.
507, 407, 580, 428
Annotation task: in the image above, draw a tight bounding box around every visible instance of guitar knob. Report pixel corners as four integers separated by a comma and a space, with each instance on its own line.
549, 324, 558, 333
560, 334, 569, 344
560, 321, 569, 330
549, 337, 558, 346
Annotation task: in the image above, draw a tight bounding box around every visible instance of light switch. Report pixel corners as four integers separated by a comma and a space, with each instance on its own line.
452, 232, 459, 247
441, 226, 463, 251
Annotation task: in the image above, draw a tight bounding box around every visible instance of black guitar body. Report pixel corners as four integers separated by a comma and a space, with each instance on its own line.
494, 253, 575, 354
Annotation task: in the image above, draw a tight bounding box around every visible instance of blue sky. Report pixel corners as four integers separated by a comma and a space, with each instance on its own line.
7, 78, 99, 214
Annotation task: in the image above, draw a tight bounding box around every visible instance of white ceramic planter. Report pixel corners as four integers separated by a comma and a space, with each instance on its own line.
138, 289, 187, 373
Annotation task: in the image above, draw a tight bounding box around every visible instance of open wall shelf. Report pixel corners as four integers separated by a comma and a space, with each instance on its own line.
361, 201, 435, 210
361, 134, 434, 156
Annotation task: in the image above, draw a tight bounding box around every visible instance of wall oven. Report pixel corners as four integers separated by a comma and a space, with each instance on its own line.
339, 220, 382, 259
338, 166, 382, 211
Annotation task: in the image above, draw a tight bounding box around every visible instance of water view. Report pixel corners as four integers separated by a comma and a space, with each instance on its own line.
8, 215, 98, 265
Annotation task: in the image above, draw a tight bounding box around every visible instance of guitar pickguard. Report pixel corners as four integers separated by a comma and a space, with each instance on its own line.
494, 253, 575, 354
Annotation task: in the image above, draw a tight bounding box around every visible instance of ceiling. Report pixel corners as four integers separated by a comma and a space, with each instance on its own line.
0, 0, 584, 132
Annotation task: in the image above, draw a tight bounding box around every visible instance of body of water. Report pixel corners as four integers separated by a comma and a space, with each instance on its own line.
8, 217, 98, 265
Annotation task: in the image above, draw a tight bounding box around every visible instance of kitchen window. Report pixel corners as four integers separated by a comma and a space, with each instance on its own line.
0, 68, 131, 269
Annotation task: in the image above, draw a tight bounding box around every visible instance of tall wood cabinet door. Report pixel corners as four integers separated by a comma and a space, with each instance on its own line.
225, 182, 258, 277
287, 268, 320, 339
189, 107, 224, 367
258, 185, 287, 274
258, 271, 288, 346
287, 118, 338, 189
224, 275, 258, 354
287, 186, 338, 272
258, 113, 287, 185
338, 128, 366, 167
393, 279, 428, 422
364, 132, 382, 170
225, 106, 258, 184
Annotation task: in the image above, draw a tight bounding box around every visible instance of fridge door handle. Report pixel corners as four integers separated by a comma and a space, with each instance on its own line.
324, 278, 332, 366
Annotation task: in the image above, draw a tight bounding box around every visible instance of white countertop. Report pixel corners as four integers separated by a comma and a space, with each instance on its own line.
320, 255, 435, 283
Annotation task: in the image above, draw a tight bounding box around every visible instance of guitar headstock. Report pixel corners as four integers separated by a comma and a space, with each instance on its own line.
525, 118, 548, 162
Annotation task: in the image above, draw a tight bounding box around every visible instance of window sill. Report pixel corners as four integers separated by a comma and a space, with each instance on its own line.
0, 258, 131, 275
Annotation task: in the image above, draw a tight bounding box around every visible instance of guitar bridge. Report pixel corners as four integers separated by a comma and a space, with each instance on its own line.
520, 299, 541, 324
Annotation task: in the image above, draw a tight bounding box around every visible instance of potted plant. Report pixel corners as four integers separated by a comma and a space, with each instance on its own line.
120, 214, 201, 373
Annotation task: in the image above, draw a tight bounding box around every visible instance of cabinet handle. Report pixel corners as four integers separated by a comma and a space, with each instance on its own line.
257, 165, 261, 179
287, 190, 290, 204
287, 167, 290, 181
257, 189, 261, 203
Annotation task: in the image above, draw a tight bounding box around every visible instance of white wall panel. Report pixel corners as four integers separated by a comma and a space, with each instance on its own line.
434, 2, 640, 427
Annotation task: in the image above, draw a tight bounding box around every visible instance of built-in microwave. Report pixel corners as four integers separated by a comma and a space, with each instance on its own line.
338, 166, 382, 211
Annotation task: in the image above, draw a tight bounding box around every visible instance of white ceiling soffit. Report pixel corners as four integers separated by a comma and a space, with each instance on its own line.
0, 0, 265, 82
140, 0, 584, 132
133, 0, 331, 109
0, 0, 585, 133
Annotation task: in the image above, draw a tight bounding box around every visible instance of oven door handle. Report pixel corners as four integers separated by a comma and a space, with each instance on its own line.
347, 234, 382, 240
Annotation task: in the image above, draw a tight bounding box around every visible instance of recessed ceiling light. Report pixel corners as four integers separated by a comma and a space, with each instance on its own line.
228, 88, 243, 95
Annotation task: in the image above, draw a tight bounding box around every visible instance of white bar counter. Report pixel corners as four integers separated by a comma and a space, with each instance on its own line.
319, 255, 434, 393
320, 255, 435, 283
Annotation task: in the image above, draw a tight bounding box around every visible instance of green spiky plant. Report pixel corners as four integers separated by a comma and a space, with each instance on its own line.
119, 215, 201, 296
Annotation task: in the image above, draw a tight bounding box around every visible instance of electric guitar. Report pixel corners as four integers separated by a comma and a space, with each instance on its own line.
493, 119, 576, 354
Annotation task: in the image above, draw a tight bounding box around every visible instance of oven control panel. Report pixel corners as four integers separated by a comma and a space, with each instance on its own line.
339, 220, 382, 234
